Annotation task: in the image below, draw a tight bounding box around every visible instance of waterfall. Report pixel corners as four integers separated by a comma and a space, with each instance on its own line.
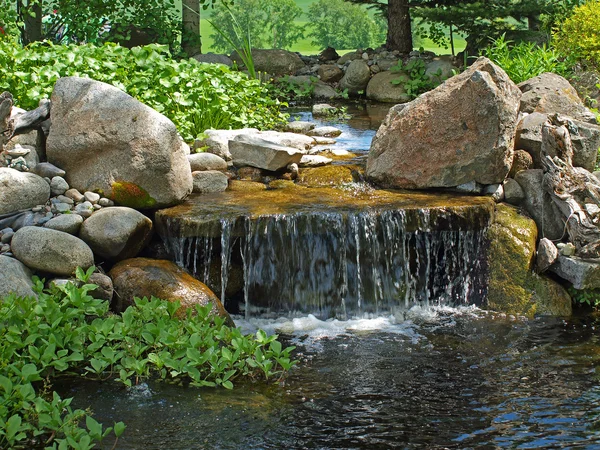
159, 205, 489, 319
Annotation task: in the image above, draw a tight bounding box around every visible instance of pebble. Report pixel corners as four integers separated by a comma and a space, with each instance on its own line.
93, 204, 102, 210
74, 201, 94, 218
0, 244, 10, 253
98, 197, 114, 207
1, 231, 14, 244
56, 195, 74, 205
50, 176, 69, 196
84, 191, 101, 203
7, 145, 30, 157
53, 202, 72, 214
31, 206, 43, 212
65, 188, 85, 203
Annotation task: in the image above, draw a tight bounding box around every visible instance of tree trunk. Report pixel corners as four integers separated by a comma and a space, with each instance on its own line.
182, 0, 201, 56
19, 0, 43, 45
386, 0, 412, 53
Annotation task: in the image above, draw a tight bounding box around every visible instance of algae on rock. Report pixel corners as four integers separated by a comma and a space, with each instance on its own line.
487, 204, 572, 317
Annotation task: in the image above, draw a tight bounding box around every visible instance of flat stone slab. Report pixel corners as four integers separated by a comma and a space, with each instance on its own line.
229, 135, 304, 171
550, 255, 600, 289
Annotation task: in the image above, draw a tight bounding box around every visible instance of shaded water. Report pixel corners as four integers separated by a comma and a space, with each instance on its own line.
64, 308, 600, 449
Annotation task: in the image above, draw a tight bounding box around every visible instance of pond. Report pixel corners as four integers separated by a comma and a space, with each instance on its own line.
62, 308, 600, 449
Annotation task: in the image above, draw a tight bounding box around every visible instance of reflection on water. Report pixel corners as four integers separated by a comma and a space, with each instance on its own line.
61, 307, 600, 449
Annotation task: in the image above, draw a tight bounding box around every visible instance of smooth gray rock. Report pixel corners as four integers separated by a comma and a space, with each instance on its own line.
0, 255, 36, 299
339, 60, 371, 95
84, 191, 100, 203
231, 48, 305, 76
536, 238, 558, 273
11, 226, 94, 276
0, 168, 50, 215
550, 256, 600, 289
79, 207, 153, 261
366, 71, 411, 103
46, 77, 192, 208
50, 176, 69, 196
284, 121, 315, 134
229, 135, 304, 171
187, 153, 228, 172
367, 58, 521, 189
307, 126, 342, 138
194, 128, 259, 160
192, 170, 229, 193
74, 201, 94, 218
312, 104, 337, 117
514, 169, 565, 240
44, 214, 84, 235
503, 178, 525, 205
256, 130, 315, 151
65, 188, 84, 203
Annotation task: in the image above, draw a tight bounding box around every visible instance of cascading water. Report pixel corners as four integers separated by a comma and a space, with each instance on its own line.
155, 188, 494, 319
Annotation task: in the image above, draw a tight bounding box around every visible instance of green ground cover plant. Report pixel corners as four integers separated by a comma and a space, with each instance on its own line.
0, 268, 295, 448
0, 40, 287, 141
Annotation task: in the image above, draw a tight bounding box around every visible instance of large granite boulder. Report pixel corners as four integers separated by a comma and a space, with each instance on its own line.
339, 60, 371, 95
518, 72, 597, 124
515, 112, 600, 171
366, 71, 411, 103
11, 226, 94, 276
46, 77, 192, 209
0, 255, 36, 299
109, 257, 233, 325
0, 168, 50, 215
486, 204, 572, 317
229, 135, 304, 171
366, 57, 521, 189
79, 207, 153, 261
231, 49, 305, 76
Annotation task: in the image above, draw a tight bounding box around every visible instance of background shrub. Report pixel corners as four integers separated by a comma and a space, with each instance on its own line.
553, 0, 600, 69
0, 40, 287, 141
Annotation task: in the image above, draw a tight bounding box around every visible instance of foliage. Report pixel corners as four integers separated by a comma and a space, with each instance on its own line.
0, 40, 287, 141
267, 75, 315, 102
0, 267, 296, 448
209, 0, 304, 53
568, 286, 600, 308
553, 0, 600, 69
484, 34, 570, 83
0, 0, 18, 39
308, 0, 385, 50
390, 58, 438, 99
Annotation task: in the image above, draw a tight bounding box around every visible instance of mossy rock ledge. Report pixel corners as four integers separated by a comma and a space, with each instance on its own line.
486, 203, 572, 317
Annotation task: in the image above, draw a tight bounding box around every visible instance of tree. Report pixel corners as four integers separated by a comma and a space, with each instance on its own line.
209, 0, 303, 52
307, 0, 385, 50
182, 0, 200, 55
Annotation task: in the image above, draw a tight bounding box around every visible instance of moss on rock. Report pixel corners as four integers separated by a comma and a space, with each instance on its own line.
110, 181, 157, 209
487, 203, 572, 317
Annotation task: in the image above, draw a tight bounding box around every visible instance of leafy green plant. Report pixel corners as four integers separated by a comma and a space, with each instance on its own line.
267, 75, 315, 102
568, 286, 600, 308
0, 40, 287, 141
484, 34, 571, 84
553, 0, 600, 69
390, 58, 437, 99
0, 269, 296, 448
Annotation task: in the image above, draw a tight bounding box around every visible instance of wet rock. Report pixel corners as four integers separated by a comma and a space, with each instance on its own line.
307, 126, 342, 138
237, 166, 264, 182
366, 71, 411, 103
229, 135, 304, 171
536, 238, 558, 273
297, 165, 356, 187
188, 153, 228, 172
486, 204, 570, 317
550, 256, 600, 289
46, 77, 192, 209
0, 168, 51, 215
192, 170, 229, 193
228, 180, 267, 192
299, 155, 332, 167
44, 214, 84, 235
79, 206, 153, 261
514, 169, 565, 240
11, 226, 94, 276
0, 255, 36, 299
109, 257, 233, 325
284, 121, 315, 134
312, 104, 337, 116
518, 73, 597, 124
367, 58, 521, 189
